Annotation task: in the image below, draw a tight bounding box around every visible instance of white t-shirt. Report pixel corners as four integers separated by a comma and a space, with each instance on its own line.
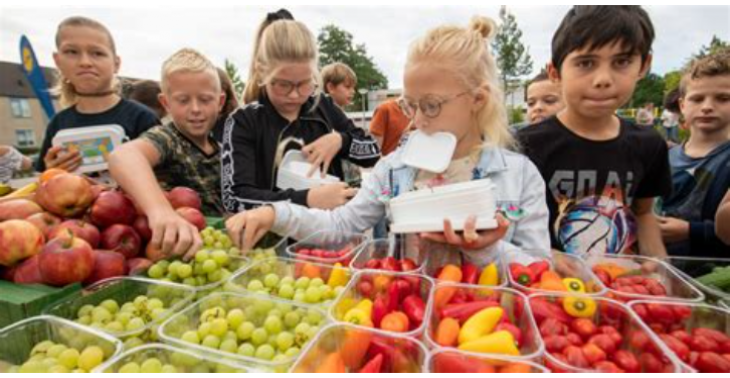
661, 109, 680, 129
0, 147, 24, 184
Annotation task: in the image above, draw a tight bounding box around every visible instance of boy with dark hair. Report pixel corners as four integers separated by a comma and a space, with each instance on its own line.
660, 49, 730, 258
519, 6, 671, 257
525, 70, 564, 124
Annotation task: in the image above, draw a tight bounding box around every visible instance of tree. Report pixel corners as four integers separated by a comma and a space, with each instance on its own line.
629, 72, 665, 108
692, 35, 728, 61
663, 71, 682, 94
492, 5, 533, 122
318, 24, 388, 111
224, 59, 245, 101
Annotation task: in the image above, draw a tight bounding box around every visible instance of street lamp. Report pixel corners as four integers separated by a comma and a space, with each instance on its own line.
358, 88, 368, 129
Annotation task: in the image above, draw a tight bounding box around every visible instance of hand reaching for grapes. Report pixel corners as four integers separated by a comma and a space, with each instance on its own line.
225, 206, 276, 252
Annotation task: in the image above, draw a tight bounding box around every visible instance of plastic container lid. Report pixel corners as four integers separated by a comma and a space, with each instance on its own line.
51, 124, 126, 174
276, 150, 340, 191
401, 130, 457, 173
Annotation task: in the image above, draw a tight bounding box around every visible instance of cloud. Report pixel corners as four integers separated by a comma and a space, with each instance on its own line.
1, 5, 728, 89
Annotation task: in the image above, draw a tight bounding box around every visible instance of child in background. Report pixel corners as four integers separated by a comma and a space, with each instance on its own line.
212, 67, 240, 142
222, 9, 380, 212
660, 50, 730, 259
525, 70, 564, 124
38, 16, 158, 172
0, 146, 32, 184
518, 6, 671, 257
660, 89, 681, 144
109, 48, 225, 260
321, 62, 357, 109
226, 16, 550, 267
128, 80, 166, 120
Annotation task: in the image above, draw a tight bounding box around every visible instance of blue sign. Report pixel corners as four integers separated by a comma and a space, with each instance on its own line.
19, 35, 55, 120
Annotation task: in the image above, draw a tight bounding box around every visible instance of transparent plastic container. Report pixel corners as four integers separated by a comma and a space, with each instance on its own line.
426, 348, 549, 373
286, 230, 368, 265
94, 343, 248, 373
628, 300, 730, 373
159, 292, 329, 373
0, 315, 122, 373
664, 255, 730, 303
425, 283, 542, 360
508, 250, 607, 296
139, 255, 249, 297
349, 238, 428, 274
331, 270, 434, 338
586, 254, 705, 303
529, 293, 680, 373
226, 256, 351, 308
290, 323, 428, 373
44, 277, 195, 345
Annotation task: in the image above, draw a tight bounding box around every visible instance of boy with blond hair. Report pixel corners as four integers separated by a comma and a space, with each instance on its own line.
660, 49, 730, 258
321, 62, 357, 108
109, 48, 225, 259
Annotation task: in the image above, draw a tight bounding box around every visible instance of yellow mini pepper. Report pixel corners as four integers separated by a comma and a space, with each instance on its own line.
458, 330, 520, 356
563, 296, 597, 318
563, 278, 586, 293
478, 263, 499, 286
327, 263, 348, 288
458, 307, 503, 345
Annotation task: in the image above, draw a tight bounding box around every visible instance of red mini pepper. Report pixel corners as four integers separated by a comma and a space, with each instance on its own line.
461, 263, 479, 285
438, 300, 500, 323
530, 297, 571, 323
402, 295, 426, 328
372, 295, 388, 328
528, 260, 550, 281
358, 354, 384, 373
509, 263, 535, 286
387, 283, 400, 314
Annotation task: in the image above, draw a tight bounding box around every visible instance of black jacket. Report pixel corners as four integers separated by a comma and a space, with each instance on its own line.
221, 93, 380, 212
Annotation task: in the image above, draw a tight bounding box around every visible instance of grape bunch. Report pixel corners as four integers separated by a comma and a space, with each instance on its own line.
111, 349, 246, 373
145, 248, 245, 288
6, 341, 108, 373
74, 296, 168, 348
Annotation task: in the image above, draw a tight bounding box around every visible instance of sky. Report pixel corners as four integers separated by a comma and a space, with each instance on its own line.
1, 4, 728, 89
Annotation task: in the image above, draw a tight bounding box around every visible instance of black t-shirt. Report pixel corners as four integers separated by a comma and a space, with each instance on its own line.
36, 98, 159, 171
517, 116, 672, 255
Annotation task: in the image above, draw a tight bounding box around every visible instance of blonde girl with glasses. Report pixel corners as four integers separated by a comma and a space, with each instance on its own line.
227, 16, 550, 267
221, 9, 380, 213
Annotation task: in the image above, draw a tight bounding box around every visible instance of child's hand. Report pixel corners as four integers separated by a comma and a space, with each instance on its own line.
302, 133, 343, 178
226, 206, 276, 252
45, 146, 82, 172
148, 209, 202, 261
307, 182, 357, 209
657, 216, 689, 243
420, 213, 510, 251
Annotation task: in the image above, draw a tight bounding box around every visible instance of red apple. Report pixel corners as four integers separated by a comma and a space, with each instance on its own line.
0, 219, 45, 266
126, 257, 153, 275
168, 187, 202, 210
25, 212, 62, 238
85, 250, 127, 284
101, 224, 142, 259
133, 216, 152, 242
36, 173, 94, 217
90, 184, 107, 200
176, 207, 206, 231
39, 232, 95, 286
90, 191, 138, 229
12, 254, 44, 284
49, 220, 101, 249
0, 199, 43, 221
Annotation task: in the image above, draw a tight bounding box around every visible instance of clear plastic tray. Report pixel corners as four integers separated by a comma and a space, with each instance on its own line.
139, 255, 249, 296
290, 323, 428, 373
508, 250, 608, 296
426, 348, 549, 373
0, 315, 122, 373
586, 254, 705, 303
94, 343, 248, 373
331, 270, 434, 338
44, 277, 195, 344
664, 255, 730, 303
529, 293, 680, 373
628, 300, 730, 373
159, 292, 329, 372
349, 238, 428, 274
425, 283, 542, 360
285, 230, 368, 265
226, 256, 351, 307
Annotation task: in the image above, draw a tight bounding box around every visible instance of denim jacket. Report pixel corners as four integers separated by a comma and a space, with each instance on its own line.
271, 144, 551, 265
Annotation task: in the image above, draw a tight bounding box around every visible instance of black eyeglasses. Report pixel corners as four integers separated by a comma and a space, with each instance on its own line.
397, 90, 471, 119
263, 78, 318, 97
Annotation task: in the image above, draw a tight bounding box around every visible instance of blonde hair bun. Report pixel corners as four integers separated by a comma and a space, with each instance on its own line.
469, 16, 496, 40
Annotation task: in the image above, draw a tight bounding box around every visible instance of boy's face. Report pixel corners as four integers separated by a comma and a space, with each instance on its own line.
550, 42, 651, 120
327, 81, 355, 108
680, 75, 730, 134
53, 26, 121, 96
526, 80, 564, 124
160, 70, 224, 140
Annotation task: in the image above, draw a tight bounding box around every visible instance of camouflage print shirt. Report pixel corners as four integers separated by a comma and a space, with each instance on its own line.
141, 123, 224, 216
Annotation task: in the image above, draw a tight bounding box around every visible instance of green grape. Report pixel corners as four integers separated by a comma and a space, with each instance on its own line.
133, 295, 149, 308
182, 330, 200, 344
78, 304, 95, 317
126, 317, 145, 331
309, 278, 324, 288
211, 250, 230, 266
247, 279, 264, 292
77, 315, 92, 325
236, 321, 255, 341
264, 273, 280, 288
123, 337, 144, 350
237, 343, 255, 357
201, 335, 221, 349
150, 307, 166, 320
78, 346, 104, 371
226, 309, 245, 329
306, 325, 320, 340
58, 348, 79, 370
210, 318, 229, 337
140, 358, 163, 373
213, 242, 224, 249
202, 260, 218, 274
319, 285, 333, 299
254, 345, 275, 361
161, 364, 177, 373
195, 249, 210, 263
104, 321, 124, 333
115, 312, 132, 326
276, 331, 294, 351
147, 298, 164, 310
120, 302, 136, 314
294, 277, 310, 289
46, 344, 67, 358
279, 276, 295, 287
293, 291, 306, 303
219, 339, 238, 354
264, 316, 283, 334
169, 261, 182, 275
223, 330, 238, 342
100, 299, 120, 314
207, 270, 223, 283
306, 309, 323, 325
294, 323, 310, 346
147, 264, 164, 278
268, 309, 282, 318
156, 260, 170, 271
91, 307, 112, 324
251, 328, 268, 346
304, 287, 322, 303
283, 311, 301, 329
48, 364, 70, 373
118, 362, 140, 373
285, 347, 301, 358
177, 264, 193, 279
198, 322, 213, 338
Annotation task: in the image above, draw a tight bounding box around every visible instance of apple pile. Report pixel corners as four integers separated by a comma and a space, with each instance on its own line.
630, 302, 730, 373
529, 295, 676, 373
0, 170, 206, 287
